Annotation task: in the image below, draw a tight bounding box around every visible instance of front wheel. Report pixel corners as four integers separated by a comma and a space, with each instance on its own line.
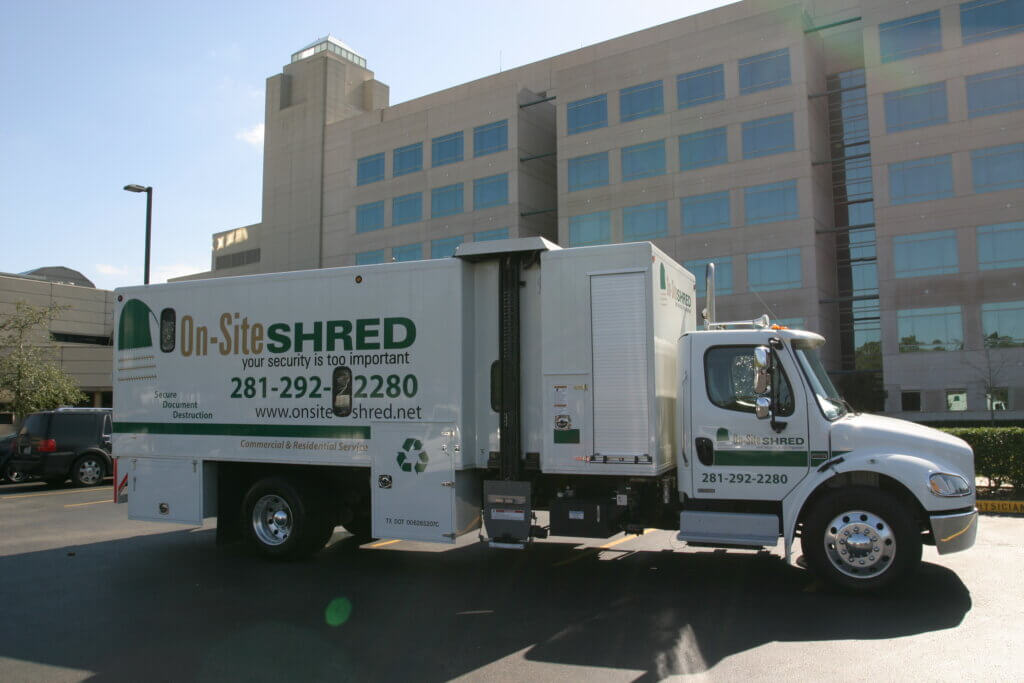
802, 487, 921, 592
240, 477, 335, 559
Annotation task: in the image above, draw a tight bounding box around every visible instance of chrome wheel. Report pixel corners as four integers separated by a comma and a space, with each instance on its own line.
823, 509, 896, 579
76, 458, 103, 486
5, 465, 26, 483
252, 494, 293, 547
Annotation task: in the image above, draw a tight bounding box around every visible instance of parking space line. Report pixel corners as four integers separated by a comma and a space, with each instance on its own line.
64, 499, 112, 508
367, 539, 401, 548
2, 488, 111, 501
553, 530, 647, 567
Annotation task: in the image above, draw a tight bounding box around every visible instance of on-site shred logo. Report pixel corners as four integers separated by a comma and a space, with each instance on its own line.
658, 263, 692, 311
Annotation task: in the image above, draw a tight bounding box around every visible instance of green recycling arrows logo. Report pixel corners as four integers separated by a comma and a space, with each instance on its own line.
397, 438, 429, 474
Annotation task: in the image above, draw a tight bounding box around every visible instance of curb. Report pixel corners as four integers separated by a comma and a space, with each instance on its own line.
977, 500, 1024, 514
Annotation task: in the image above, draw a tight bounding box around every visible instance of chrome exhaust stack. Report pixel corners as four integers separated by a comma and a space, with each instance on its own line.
702, 262, 716, 329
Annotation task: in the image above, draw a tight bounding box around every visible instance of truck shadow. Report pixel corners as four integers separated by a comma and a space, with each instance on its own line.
0, 529, 970, 681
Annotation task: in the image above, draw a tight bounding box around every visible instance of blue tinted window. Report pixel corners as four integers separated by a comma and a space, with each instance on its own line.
961, 0, 1024, 44
897, 306, 963, 351
748, 248, 802, 291
356, 249, 387, 265
884, 82, 948, 132
432, 131, 464, 167
392, 193, 422, 226
474, 120, 508, 157
679, 127, 727, 170
682, 192, 731, 233
392, 244, 422, 262
982, 300, 1024, 346
473, 173, 509, 209
677, 65, 725, 108
977, 222, 1024, 269
972, 143, 1024, 193
685, 257, 734, 296
967, 65, 1024, 117
889, 155, 953, 204
475, 228, 509, 241
568, 211, 611, 246
742, 113, 795, 159
430, 236, 464, 259
739, 49, 791, 94
744, 180, 798, 224
620, 81, 664, 122
880, 11, 942, 63
621, 140, 666, 181
357, 153, 385, 185
356, 201, 385, 233
622, 201, 668, 242
568, 152, 609, 191
431, 183, 464, 218
393, 143, 422, 176
892, 230, 958, 278
774, 317, 805, 329
567, 94, 608, 135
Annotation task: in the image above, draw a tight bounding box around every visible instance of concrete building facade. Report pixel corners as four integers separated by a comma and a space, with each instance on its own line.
184, 1, 1024, 423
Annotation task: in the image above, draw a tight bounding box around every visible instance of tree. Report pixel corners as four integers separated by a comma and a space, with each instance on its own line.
0, 302, 88, 422
965, 345, 1011, 426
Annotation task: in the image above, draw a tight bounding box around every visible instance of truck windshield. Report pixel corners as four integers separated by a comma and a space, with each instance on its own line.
792, 340, 847, 420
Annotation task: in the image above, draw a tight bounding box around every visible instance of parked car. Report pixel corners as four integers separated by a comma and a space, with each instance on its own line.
10, 408, 112, 487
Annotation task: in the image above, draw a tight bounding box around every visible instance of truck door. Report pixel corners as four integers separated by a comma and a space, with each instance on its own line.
690, 340, 810, 500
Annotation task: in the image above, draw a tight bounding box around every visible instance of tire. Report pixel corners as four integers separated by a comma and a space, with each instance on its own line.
240, 476, 335, 560
802, 486, 921, 592
71, 454, 106, 487
4, 464, 27, 484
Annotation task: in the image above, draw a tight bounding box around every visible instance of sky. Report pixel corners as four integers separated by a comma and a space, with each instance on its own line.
0, 0, 734, 290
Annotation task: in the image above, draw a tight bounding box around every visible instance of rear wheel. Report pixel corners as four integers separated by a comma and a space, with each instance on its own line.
241, 477, 335, 559
71, 454, 106, 487
802, 487, 921, 592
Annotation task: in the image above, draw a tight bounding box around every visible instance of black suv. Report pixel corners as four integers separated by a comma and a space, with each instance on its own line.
11, 408, 112, 487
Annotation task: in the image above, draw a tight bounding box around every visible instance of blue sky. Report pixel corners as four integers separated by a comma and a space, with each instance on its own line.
0, 0, 731, 290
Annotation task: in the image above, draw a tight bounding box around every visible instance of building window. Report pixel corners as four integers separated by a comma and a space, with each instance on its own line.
967, 65, 1024, 117
356, 249, 387, 265
431, 131, 464, 167
357, 153, 385, 185
879, 11, 942, 63
742, 113, 795, 159
946, 389, 968, 412
621, 140, 666, 181
972, 142, 1024, 193
474, 120, 508, 157
567, 94, 608, 135
679, 127, 728, 171
961, 0, 1024, 44
473, 173, 509, 209
897, 306, 963, 351
884, 82, 948, 132
748, 248, 802, 291
892, 230, 958, 278
744, 180, 798, 224
356, 201, 385, 233
620, 81, 664, 122
677, 65, 725, 109
977, 222, 1024, 269
431, 236, 464, 259
622, 201, 668, 242
987, 388, 1010, 411
889, 155, 953, 204
568, 211, 611, 246
393, 143, 423, 176
392, 193, 422, 226
685, 257, 734, 296
982, 300, 1024, 347
214, 248, 260, 270
431, 183, 464, 218
567, 151, 609, 191
738, 48, 791, 94
901, 391, 922, 411
475, 228, 509, 241
681, 191, 731, 233
392, 243, 423, 262
774, 317, 805, 329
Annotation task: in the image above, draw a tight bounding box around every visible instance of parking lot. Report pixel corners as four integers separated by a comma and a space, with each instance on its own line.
1, 480, 1023, 682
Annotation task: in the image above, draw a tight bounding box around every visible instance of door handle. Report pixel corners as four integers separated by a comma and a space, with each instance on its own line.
695, 437, 714, 467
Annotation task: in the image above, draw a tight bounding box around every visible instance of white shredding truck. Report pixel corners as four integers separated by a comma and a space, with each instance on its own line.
113, 238, 977, 591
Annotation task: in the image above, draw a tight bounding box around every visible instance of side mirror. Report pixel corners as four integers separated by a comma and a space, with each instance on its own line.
753, 346, 770, 395
755, 397, 771, 420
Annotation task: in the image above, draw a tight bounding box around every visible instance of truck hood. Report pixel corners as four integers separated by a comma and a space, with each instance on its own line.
829, 413, 974, 478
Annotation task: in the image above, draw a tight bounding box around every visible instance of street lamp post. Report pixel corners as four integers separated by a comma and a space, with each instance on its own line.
123, 184, 153, 285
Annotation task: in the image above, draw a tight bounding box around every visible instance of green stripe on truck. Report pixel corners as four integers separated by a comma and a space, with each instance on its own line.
713, 450, 808, 467
113, 422, 371, 439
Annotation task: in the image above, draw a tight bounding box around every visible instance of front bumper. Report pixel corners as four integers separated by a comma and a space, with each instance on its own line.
930, 509, 978, 555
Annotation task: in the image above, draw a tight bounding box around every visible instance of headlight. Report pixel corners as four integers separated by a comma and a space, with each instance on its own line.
929, 473, 972, 497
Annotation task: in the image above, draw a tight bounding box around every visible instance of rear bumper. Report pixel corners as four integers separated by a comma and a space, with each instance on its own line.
930, 509, 978, 555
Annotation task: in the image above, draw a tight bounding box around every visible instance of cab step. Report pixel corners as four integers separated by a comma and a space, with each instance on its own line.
678, 511, 780, 547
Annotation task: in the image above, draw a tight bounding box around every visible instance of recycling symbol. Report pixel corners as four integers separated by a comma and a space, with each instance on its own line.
397, 438, 429, 474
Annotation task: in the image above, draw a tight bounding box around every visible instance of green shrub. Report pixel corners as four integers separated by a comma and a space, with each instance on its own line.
942, 428, 1024, 491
